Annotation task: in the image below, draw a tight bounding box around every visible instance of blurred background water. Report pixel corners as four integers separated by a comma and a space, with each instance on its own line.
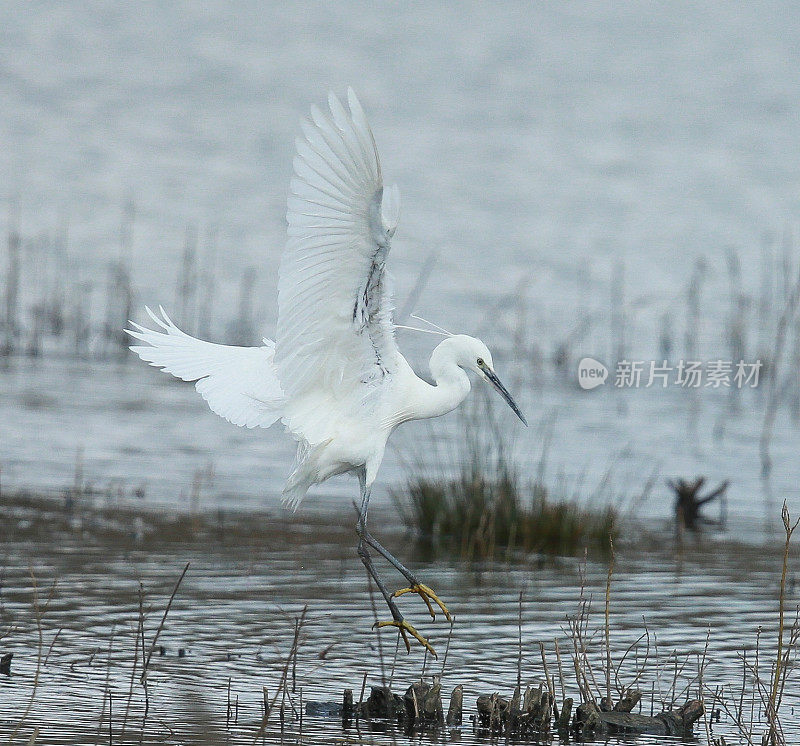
2, 1, 800, 530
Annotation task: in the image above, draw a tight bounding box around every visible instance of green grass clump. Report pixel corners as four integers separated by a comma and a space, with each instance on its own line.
396, 467, 617, 560
392, 394, 617, 560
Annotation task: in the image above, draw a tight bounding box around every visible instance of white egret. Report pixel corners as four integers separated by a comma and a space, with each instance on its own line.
126, 89, 527, 656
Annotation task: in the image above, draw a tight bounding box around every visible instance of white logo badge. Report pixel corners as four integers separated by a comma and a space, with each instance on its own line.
577, 358, 608, 390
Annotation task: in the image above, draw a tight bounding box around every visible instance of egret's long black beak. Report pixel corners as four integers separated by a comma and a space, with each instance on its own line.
483, 367, 528, 426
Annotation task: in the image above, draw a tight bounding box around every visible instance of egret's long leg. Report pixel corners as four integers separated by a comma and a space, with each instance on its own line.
360, 531, 450, 621
357, 532, 434, 655
356, 474, 435, 655
362, 531, 416, 581
355, 476, 398, 615
355, 472, 451, 625
356, 474, 417, 582
357, 537, 400, 622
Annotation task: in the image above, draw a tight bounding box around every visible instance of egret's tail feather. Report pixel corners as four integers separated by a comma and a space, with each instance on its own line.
281, 437, 333, 511
281, 476, 313, 512
125, 307, 285, 429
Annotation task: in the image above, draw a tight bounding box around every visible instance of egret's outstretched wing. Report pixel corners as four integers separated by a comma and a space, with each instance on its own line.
277, 89, 401, 443
126, 307, 285, 429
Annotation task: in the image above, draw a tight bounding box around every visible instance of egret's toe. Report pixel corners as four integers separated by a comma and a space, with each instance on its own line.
392, 583, 452, 622
374, 618, 436, 658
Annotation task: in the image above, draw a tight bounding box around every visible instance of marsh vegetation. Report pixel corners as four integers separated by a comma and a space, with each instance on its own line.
393, 395, 619, 559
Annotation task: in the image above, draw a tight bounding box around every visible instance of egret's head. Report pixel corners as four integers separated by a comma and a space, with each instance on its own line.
447, 334, 527, 426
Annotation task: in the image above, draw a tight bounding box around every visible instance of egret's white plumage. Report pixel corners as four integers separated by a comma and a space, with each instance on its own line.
127, 89, 528, 655
126, 89, 525, 512
128, 306, 284, 428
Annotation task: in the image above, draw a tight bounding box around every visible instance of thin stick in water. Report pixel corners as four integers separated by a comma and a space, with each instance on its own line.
141, 562, 190, 683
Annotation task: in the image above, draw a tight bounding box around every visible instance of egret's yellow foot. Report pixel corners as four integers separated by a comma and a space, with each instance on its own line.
392, 583, 452, 622
375, 619, 437, 658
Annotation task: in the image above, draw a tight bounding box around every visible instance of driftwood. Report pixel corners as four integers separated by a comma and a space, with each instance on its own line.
362, 686, 404, 719
573, 693, 703, 738
404, 681, 444, 725
668, 476, 728, 530
329, 683, 447, 726
310, 683, 448, 728
556, 697, 573, 733
476, 684, 552, 736
614, 689, 641, 712
476, 687, 702, 739
446, 684, 463, 726
306, 683, 703, 740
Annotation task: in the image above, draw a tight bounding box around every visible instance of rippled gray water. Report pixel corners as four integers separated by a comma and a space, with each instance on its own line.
2, 1, 800, 534
2, 496, 798, 744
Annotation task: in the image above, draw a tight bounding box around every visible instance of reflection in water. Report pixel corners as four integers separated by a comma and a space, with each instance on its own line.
1, 495, 797, 744
761, 474, 779, 539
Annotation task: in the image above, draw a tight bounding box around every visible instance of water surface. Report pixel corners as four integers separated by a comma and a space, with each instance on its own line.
2, 1, 800, 534
2, 495, 797, 744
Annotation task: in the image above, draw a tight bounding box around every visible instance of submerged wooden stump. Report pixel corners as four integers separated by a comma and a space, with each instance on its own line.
476, 693, 508, 731
668, 476, 728, 530
446, 684, 463, 726
614, 689, 642, 712
477, 684, 553, 736
596, 700, 704, 736
362, 685, 404, 719
305, 682, 704, 740
574, 700, 602, 737
556, 697, 573, 734
572, 690, 703, 738
403, 681, 444, 726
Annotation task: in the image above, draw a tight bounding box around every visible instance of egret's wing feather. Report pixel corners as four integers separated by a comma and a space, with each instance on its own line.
126, 307, 285, 429
277, 89, 401, 444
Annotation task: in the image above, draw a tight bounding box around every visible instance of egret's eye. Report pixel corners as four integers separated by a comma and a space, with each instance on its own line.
477, 357, 484, 367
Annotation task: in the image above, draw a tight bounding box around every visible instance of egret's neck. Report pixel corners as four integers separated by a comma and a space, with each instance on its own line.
414, 345, 471, 420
